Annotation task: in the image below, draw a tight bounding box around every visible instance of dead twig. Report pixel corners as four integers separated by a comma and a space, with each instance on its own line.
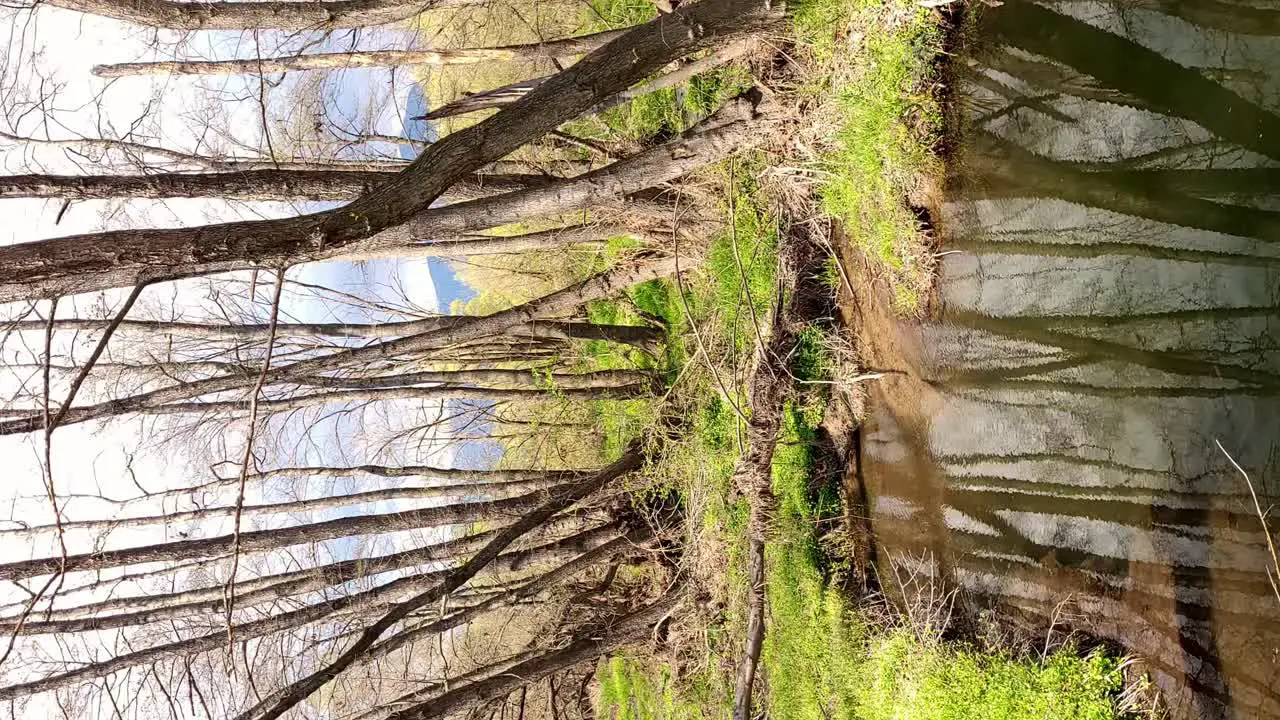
223, 270, 287, 663
1215, 438, 1280, 605
0, 299, 66, 669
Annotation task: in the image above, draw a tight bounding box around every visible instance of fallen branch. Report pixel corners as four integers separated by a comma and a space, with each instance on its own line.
420, 40, 753, 122
730, 222, 828, 720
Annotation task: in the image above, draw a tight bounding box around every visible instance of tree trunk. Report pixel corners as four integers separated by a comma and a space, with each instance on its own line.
0, 170, 543, 202
0, 0, 779, 302
99, 466, 590, 511
93, 30, 626, 77
0, 523, 620, 635
290, 368, 656, 391
42, 0, 481, 30
0, 254, 685, 435
0, 489, 561, 582
516, 320, 665, 348
421, 76, 552, 122
6, 315, 653, 344
1, 477, 566, 539
117, 382, 651, 418
6, 380, 652, 424
397, 223, 644, 258
217, 465, 588, 488
384, 588, 684, 720
0, 170, 387, 201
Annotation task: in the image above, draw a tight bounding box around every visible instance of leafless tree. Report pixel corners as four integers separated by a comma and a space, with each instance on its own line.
0, 1, 782, 717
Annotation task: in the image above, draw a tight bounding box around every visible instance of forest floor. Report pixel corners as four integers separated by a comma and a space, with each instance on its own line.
415, 0, 1156, 717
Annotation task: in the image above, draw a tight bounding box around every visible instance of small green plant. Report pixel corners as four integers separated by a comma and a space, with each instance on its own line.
858, 632, 1127, 720
597, 657, 714, 720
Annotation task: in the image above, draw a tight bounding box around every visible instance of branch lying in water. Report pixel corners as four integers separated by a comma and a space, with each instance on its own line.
1215, 439, 1280, 606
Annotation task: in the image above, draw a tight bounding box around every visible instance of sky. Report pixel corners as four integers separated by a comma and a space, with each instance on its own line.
0, 5, 562, 716
0, 2, 495, 608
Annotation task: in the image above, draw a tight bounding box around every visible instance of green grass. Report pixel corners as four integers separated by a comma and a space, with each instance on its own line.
586, 162, 776, 460
858, 633, 1127, 720
597, 657, 713, 720
793, 0, 945, 311
761, 394, 1132, 720
763, 394, 864, 720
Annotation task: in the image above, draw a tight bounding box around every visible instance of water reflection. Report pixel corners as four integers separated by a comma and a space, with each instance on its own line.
858, 2, 1280, 717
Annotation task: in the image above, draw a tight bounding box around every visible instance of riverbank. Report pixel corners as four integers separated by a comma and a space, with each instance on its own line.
590, 2, 1156, 719
406, 0, 1155, 716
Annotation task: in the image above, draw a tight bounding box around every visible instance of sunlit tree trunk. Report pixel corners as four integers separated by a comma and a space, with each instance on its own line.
0, 0, 779, 302
41, 0, 482, 30
92, 30, 626, 77
0, 170, 542, 201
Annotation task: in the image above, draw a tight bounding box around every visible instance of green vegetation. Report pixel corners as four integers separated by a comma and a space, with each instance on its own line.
411, 0, 1140, 715
597, 657, 711, 720
590, 4, 1141, 719
858, 634, 1127, 720
602, 374, 1134, 720
794, 0, 945, 311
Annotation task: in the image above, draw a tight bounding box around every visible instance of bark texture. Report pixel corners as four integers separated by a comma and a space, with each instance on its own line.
0, 0, 779, 302
0, 170, 542, 201
7, 315, 655, 345
93, 30, 626, 77
289, 368, 655, 391
42, 0, 480, 30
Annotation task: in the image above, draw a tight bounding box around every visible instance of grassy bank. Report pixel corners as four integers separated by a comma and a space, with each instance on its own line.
408, 0, 1140, 715
599, 375, 1131, 720
593, 2, 1141, 720
793, 0, 943, 311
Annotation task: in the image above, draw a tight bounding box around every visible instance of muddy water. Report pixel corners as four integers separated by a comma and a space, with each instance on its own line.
855, 2, 1280, 717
